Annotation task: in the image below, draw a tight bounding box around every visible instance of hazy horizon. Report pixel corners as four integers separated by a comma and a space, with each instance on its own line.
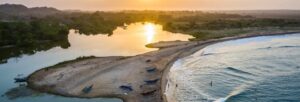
1, 0, 300, 11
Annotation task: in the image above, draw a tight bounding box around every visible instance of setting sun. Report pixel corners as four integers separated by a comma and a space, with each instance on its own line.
144, 23, 156, 43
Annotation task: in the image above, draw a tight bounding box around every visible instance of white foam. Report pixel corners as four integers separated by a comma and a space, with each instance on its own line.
214, 98, 228, 102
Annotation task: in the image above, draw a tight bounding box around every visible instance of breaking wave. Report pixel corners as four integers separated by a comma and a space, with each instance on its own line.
165, 34, 300, 102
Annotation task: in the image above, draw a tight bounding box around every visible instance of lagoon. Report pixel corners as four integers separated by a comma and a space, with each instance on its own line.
0, 23, 192, 102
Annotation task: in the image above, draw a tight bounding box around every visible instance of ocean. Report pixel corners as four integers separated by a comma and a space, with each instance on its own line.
165, 34, 300, 102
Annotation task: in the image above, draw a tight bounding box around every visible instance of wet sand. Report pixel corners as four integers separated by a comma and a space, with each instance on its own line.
27, 31, 300, 102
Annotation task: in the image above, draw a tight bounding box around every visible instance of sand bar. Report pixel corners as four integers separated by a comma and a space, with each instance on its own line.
27, 31, 300, 102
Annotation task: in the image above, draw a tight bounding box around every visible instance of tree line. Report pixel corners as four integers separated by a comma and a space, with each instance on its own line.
1, 10, 300, 47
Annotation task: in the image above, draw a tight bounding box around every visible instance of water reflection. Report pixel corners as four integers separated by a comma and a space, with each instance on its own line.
0, 23, 192, 64
0, 40, 70, 64
0, 22, 192, 102
68, 22, 192, 56
144, 23, 156, 43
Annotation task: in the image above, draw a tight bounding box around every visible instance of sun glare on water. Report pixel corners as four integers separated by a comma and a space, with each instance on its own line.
144, 23, 156, 43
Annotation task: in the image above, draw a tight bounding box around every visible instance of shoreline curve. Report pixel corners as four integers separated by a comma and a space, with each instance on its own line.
26, 31, 300, 102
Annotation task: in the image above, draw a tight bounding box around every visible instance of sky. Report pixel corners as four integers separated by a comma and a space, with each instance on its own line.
1, 0, 300, 11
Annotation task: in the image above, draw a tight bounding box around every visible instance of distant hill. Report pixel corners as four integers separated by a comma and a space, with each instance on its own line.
1, 4, 300, 21
0, 4, 61, 20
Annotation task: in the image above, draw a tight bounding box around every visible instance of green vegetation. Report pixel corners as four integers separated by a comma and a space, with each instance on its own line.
1, 4, 300, 64
2, 10, 300, 47
59, 11, 300, 41
162, 18, 300, 40
63, 11, 252, 35
0, 19, 69, 46
0, 17, 70, 63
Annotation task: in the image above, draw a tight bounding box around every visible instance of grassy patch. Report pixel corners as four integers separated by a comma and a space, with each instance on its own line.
186, 27, 300, 41
44, 56, 97, 71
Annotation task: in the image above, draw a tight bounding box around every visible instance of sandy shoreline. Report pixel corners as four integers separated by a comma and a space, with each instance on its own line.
27, 31, 300, 102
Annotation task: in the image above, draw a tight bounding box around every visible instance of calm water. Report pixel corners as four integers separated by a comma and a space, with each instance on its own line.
0, 23, 192, 102
166, 34, 300, 102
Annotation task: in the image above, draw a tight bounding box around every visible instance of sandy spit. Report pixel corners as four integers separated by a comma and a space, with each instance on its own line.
27, 31, 300, 102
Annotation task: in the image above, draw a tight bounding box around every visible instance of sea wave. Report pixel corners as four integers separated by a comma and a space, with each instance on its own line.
165, 34, 300, 102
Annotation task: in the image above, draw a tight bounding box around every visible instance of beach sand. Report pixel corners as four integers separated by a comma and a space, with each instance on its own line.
27, 31, 300, 102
